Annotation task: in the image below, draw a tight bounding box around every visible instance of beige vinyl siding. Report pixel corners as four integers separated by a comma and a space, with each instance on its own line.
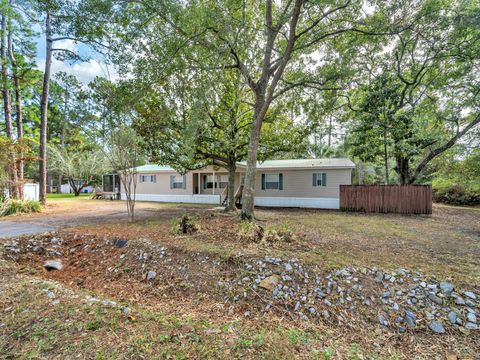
135, 173, 192, 195
255, 169, 351, 198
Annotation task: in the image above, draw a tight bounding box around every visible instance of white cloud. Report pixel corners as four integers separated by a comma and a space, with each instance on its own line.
37, 57, 119, 85
36, 39, 119, 85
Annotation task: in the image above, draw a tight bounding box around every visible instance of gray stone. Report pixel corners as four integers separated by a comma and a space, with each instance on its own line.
378, 314, 389, 327
44, 259, 62, 271
428, 293, 443, 305
322, 310, 330, 320
375, 271, 384, 283
467, 312, 477, 324
465, 322, 478, 330
285, 263, 293, 272
392, 302, 400, 311
398, 326, 406, 333
405, 311, 416, 327
454, 296, 466, 305
464, 291, 477, 300
447, 311, 458, 324
147, 271, 156, 281
429, 321, 445, 334
309, 307, 316, 315
439, 282, 454, 294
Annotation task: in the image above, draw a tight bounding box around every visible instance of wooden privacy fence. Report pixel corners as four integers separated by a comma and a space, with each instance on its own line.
340, 185, 432, 214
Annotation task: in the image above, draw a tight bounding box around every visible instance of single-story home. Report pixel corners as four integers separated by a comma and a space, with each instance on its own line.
102, 158, 355, 209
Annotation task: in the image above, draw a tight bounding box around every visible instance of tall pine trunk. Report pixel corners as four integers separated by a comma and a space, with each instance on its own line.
39, 12, 52, 205
8, 25, 23, 199
1, 9, 18, 198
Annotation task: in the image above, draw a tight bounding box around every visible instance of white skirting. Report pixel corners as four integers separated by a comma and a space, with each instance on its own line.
121, 193, 221, 204
122, 193, 339, 209
254, 196, 339, 209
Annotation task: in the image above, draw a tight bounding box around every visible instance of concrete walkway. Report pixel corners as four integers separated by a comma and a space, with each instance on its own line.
0, 221, 54, 239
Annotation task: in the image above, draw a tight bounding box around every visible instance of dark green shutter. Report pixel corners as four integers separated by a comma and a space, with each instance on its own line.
279, 173, 283, 190
261, 174, 265, 190
312, 173, 317, 187
183, 175, 186, 189
203, 175, 207, 190
169, 175, 173, 189
322, 173, 327, 187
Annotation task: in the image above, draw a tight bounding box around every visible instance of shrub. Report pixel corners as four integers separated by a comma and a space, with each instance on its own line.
237, 221, 296, 246
171, 213, 200, 234
0, 199, 42, 217
432, 179, 480, 206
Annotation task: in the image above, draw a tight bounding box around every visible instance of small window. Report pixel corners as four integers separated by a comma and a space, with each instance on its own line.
218, 175, 228, 188
140, 175, 156, 183
204, 175, 228, 189
170, 175, 185, 189
312, 173, 327, 187
261, 173, 283, 190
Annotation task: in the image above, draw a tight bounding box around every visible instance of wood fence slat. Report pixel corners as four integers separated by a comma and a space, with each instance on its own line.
340, 185, 432, 214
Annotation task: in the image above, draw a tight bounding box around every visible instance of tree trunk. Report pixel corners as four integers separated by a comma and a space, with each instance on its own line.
241, 96, 265, 220
39, 12, 53, 206
383, 129, 389, 185
396, 157, 410, 185
1, 10, 18, 198
7, 26, 23, 199
58, 88, 68, 194
226, 159, 236, 211
357, 160, 364, 185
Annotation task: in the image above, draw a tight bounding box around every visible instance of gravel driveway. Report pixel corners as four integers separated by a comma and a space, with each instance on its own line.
0, 221, 54, 239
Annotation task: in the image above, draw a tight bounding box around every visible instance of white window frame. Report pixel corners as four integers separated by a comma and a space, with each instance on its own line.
140, 174, 156, 183
171, 175, 184, 189
313, 173, 327, 187
265, 173, 280, 190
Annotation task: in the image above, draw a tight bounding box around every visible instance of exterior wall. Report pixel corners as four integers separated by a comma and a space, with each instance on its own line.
124, 167, 352, 209
134, 172, 193, 195
254, 168, 352, 198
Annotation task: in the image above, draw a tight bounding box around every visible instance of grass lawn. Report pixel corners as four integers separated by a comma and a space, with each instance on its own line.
46, 193, 91, 200
1, 200, 479, 359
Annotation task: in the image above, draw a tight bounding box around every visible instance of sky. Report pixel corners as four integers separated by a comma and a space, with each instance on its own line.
35, 33, 119, 85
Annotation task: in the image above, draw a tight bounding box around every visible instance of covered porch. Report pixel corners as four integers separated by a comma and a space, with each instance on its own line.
191, 170, 243, 206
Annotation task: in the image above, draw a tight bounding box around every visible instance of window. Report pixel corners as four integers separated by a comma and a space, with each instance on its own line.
204, 175, 228, 189
312, 173, 327, 187
218, 175, 228, 188
261, 173, 283, 190
140, 175, 156, 183
170, 175, 185, 189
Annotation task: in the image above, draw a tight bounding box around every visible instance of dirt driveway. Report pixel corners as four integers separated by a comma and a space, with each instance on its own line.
0, 198, 213, 235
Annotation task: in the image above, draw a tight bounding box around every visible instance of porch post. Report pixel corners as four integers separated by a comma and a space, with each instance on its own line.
212, 169, 215, 195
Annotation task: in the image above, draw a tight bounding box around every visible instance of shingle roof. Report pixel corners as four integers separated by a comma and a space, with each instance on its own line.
132, 164, 175, 172
133, 158, 355, 172
238, 158, 355, 169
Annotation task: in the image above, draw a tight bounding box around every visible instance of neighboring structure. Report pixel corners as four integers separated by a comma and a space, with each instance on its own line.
4, 183, 39, 201
60, 183, 95, 194
105, 159, 355, 209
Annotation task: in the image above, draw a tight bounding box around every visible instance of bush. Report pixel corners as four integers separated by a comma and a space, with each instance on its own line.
237, 221, 296, 246
432, 179, 480, 206
171, 214, 200, 234
0, 199, 42, 217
